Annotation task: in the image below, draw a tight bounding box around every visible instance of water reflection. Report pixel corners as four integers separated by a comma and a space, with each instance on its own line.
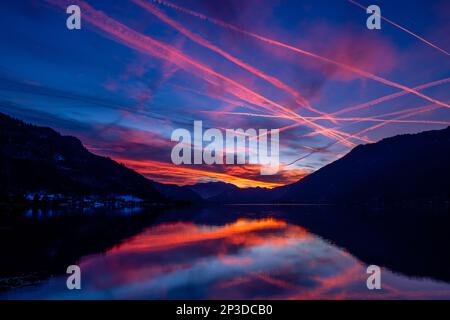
3, 216, 450, 299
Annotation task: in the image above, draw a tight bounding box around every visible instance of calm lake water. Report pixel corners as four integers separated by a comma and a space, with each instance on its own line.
1, 206, 450, 299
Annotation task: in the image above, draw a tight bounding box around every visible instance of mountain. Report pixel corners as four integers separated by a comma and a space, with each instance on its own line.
151, 182, 202, 203
0, 112, 194, 203
186, 181, 238, 199
188, 182, 290, 203
208, 185, 289, 203
280, 126, 450, 204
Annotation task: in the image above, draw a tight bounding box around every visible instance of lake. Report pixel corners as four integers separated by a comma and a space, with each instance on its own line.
1, 205, 450, 299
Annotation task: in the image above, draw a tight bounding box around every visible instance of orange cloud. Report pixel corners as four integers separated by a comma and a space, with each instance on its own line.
114, 157, 307, 188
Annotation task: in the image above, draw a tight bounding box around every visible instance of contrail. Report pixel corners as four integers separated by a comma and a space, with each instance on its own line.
284, 100, 449, 166
151, 0, 450, 109
170, 83, 262, 114
133, 0, 337, 123
195, 76, 450, 125
338, 100, 450, 145
204, 76, 450, 144
202, 110, 373, 144
373, 104, 439, 118
331, 77, 450, 116
348, 0, 450, 56
170, 84, 265, 114
205, 76, 450, 130
204, 110, 450, 126
284, 141, 339, 167
47, 0, 361, 147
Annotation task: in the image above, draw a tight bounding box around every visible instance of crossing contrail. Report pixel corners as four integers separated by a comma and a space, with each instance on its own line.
47, 0, 360, 147
133, 0, 338, 123
337, 100, 450, 145
331, 77, 450, 116
283, 100, 449, 166
204, 111, 450, 126
348, 0, 450, 56
151, 0, 450, 109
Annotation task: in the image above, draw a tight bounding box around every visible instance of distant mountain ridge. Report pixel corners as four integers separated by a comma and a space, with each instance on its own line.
209, 126, 450, 205
208, 185, 289, 203
0, 112, 199, 203
186, 181, 238, 199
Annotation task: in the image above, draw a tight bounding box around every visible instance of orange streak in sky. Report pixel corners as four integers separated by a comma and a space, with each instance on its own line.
348, 0, 450, 56
152, 0, 450, 109
114, 157, 284, 188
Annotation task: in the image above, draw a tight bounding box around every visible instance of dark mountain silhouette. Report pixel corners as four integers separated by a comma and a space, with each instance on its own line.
208, 185, 289, 203
280, 126, 450, 204
187, 181, 238, 199
152, 182, 202, 203
0, 112, 196, 203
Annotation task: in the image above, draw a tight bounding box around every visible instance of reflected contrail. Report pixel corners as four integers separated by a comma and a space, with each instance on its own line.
348, 0, 450, 56
151, 0, 450, 109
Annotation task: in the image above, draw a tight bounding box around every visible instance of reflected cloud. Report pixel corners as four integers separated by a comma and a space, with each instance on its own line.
5, 217, 448, 300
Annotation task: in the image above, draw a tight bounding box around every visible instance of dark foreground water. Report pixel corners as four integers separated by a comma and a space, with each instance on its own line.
1, 205, 450, 299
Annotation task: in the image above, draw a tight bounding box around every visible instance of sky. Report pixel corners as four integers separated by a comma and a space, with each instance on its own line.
0, 0, 449, 188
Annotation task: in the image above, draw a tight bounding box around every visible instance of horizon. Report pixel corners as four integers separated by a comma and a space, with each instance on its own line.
0, 0, 449, 188
2, 109, 449, 190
